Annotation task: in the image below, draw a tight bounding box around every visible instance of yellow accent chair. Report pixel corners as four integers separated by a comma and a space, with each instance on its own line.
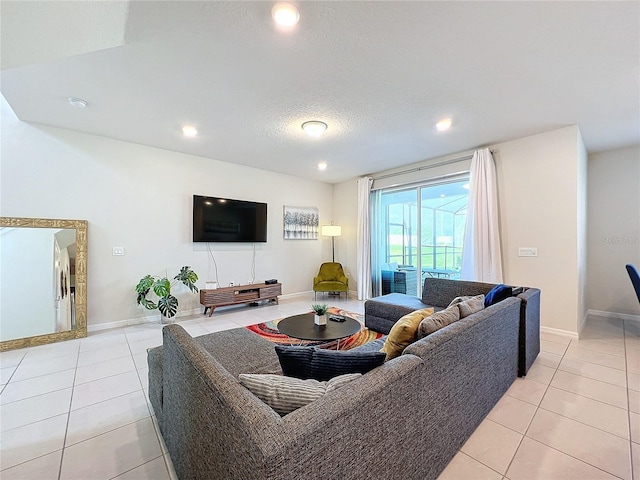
313, 262, 349, 299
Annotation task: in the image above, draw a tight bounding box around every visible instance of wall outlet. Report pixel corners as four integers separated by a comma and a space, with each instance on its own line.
518, 247, 538, 257
112, 246, 124, 256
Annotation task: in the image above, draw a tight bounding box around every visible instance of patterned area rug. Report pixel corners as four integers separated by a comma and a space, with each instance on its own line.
246, 307, 383, 351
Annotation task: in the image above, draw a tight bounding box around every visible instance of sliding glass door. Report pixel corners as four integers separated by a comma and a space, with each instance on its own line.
373, 178, 469, 296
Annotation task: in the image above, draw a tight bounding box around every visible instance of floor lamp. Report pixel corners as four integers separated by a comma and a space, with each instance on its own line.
321, 225, 342, 262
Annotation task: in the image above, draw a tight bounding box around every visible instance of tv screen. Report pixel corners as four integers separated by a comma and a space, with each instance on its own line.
193, 195, 267, 242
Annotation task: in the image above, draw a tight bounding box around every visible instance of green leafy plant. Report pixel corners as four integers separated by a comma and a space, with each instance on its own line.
136, 266, 199, 318
311, 303, 329, 315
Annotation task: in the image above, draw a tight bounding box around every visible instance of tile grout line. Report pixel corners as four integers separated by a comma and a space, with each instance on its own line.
510, 336, 630, 478
501, 338, 568, 477
114, 324, 167, 478
58, 342, 81, 480
107, 454, 167, 480
0, 350, 26, 394
534, 320, 634, 479
623, 320, 636, 480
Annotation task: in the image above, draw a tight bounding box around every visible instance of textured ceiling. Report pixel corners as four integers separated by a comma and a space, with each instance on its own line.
1, 1, 639, 184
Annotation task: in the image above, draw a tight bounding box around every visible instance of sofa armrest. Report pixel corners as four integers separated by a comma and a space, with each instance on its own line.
517, 288, 541, 376
160, 325, 281, 480
147, 346, 163, 423
271, 354, 428, 478
364, 293, 429, 334
313, 275, 321, 287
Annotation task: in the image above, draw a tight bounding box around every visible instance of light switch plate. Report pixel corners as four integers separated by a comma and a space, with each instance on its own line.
112, 246, 124, 256
518, 247, 538, 257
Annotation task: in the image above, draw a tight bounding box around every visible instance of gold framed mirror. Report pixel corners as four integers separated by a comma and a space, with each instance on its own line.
0, 217, 87, 351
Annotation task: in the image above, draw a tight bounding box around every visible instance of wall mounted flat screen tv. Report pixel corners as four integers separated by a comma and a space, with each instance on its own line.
193, 195, 267, 242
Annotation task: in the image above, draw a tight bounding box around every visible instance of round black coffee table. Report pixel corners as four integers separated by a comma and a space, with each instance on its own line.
277, 313, 361, 350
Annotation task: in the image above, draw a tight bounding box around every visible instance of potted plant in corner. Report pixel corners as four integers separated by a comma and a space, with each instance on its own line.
136, 266, 199, 322
311, 303, 328, 326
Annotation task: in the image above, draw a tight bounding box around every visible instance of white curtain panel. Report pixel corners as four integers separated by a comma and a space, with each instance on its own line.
356, 176, 373, 300
460, 148, 504, 283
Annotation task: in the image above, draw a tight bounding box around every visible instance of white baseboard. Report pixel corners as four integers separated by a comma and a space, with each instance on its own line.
87, 307, 203, 333
586, 309, 640, 323
578, 309, 590, 337
540, 325, 579, 340
540, 310, 640, 341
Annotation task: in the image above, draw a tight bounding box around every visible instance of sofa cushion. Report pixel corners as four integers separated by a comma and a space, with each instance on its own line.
274, 345, 314, 378
309, 348, 386, 381
418, 306, 460, 338
484, 284, 512, 307
381, 307, 434, 360
238, 372, 361, 416
275, 345, 386, 381
453, 295, 485, 318
447, 295, 473, 308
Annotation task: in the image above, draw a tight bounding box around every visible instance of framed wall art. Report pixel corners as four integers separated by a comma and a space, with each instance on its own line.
283, 206, 318, 240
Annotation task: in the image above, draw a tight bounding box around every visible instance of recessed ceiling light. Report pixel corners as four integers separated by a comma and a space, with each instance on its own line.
272, 3, 299, 28
436, 118, 452, 132
318, 162, 327, 171
67, 97, 87, 108
302, 121, 328, 137
182, 125, 198, 137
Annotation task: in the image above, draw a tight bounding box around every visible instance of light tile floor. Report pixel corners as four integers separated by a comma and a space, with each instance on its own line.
0, 296, 638, 480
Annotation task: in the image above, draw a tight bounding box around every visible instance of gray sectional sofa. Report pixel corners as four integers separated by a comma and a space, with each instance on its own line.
365, 278, 541, 376
148, 291, 524, 480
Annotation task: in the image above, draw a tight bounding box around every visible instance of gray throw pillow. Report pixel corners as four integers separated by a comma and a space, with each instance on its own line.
447, 295, 475, 308
418, 306, 460, 338
457, 294, 485, 318
238, 373, 361, 416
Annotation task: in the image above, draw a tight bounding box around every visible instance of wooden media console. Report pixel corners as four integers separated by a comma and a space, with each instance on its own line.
199, 282, 282, 316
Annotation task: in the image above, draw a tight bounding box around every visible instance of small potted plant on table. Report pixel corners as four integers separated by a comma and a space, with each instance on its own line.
311, 303, 328, 326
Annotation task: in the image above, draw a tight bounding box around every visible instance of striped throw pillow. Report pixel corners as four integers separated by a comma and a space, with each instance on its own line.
239, 373, 362, 415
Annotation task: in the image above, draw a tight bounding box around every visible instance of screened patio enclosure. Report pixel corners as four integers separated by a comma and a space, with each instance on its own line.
374, 179, 468, 296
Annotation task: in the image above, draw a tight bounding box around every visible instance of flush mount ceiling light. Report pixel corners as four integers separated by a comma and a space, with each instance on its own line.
436, 118, 452, 132
67, 97, 87, 108
318, 161, 327, 171
182, 125, 198, 137
302, 121, 328, 138
272, 2, 299, 28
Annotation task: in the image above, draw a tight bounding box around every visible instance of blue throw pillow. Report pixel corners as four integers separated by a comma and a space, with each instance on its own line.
275, 345, 385, 381
484, 284, 512, 307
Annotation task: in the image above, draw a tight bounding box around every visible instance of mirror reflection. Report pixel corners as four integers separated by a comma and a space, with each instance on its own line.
0, 217, 87, 351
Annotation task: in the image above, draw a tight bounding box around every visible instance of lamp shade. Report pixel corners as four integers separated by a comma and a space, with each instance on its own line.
321, 225, 342, 237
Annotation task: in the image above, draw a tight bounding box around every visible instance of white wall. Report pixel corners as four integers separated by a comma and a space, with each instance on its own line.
1, 101, 335, 328
331, 180, 358, 289
336, 126, 588, 335
587, 145, 640, 316
577, 133, 588, 327
496, 126, 586, 334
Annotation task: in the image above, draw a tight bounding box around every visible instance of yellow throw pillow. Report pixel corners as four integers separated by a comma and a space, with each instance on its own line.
381, 307, 435, 360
